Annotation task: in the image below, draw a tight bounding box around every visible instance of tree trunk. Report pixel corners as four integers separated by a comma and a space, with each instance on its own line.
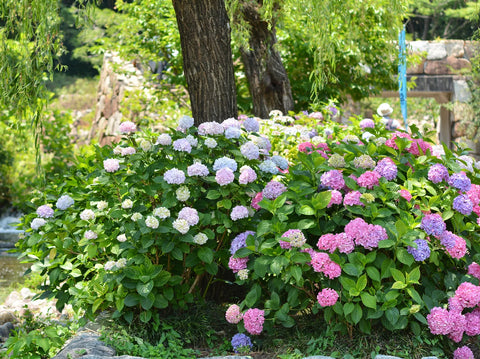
239, 1, 294, 118
172, 0, 237, 125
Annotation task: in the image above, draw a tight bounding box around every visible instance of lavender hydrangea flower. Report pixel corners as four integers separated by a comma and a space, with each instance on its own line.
213, 157, 238, 172
374, 158, 397, 181
187, 163, 209, 177
164, 168, 186, 184
178, 207, 199, 226
173, 138, 192, 153
198, 122, 224, 136
56, 195, 74, 210
359, 118, 375, 129
121, 147, 136, 156
271, 155, 289, 170
37, 205, 54, 218
262, 181, 287, 200
225, 127, 242, 139
439, 230, 458, 249
421, 213, 446, 237
231, 333, 253, 354
216, 168, 235, 186
156, 133, 172, 146
230, 231, 256, 255
178, 115, 194, 130
243, 117, 260, 132
320, 170, 345, 190
448, 172, 471, 192
231, 206, 249, 221
222, 118, 241, 129
240, 142, 260, 160
428, 163, 449, 184
104, 159, 120, 173
259, 160, 278, 174
185, 135, 198, 147
453, 194, 473, 215
407, 239, 431, 261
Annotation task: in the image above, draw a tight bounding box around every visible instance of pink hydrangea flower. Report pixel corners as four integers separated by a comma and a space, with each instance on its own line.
399, 189, 412, 202
321, 170, 345, 190
225, 304, 243, 324
385, 132, 412, 150
243, 308, 265, 335
355, 224, 388, 250
327, 190, 343, 207
453, 346, 474, 359
216, 168, 235, 186
251, 192, 263, 210
467, 262, 480, 280
464, 309, 480, 336
454, 282, 480, 309
344, 218, 369, 239
317, 234, 337, 253
336, 232, 355, 254
281, 229, 306, 248
310, 252, 341, 279
298, 142, 315, 153
178, 207, 199, 226
119, 121, 137, 133
317, 288, 339, 307
239, 166, 257, 184
228, 256, 249, 273
408, 138, 432, 156
427, 307, 453, 335
357, 171, 381, 189
343, 191, 364, 207
448, 310, 466, 343
446, 236, 467, 259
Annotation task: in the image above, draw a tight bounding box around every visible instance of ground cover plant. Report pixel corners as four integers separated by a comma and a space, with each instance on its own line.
13, 110, 480, 358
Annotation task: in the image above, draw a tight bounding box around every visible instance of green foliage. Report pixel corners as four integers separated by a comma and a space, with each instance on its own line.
3, 310, 78, 359
16, 117, 276, 325
100, 324, 198, 358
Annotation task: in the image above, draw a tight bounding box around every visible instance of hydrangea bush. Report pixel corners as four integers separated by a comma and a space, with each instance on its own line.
17, 116, 282, 324
227, 118, 480, 353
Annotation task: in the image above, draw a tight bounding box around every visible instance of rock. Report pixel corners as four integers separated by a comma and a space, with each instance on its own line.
301, 356, 336, 359
408, 41, 429, 55
20, 287, 34, 299
0, 311, 17, 325
453, 80, 472, 102
427, 42, 447, 60
446, 56, 471, 72
407, 59, 425, 74
424, 60, 451, 75
0, 322, 14, 340
445, 40, 465, 58
52, 332, 117, 359
374, 355, 402, 359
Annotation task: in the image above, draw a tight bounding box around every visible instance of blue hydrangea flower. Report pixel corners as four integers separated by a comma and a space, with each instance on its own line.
56, 195, 74, 210
453, 194, 473, 215
420, 213, 446, 237
259, 160, 278, 174
178, 115, 194, 129
428, 163, 449, 184
173, 138, 192, 153
270, 155, 289, 170
407, 239, 431, 261
225, 127, 242, 139
213, 157, 238, 172
243, 117, 260, 132
240, 142, 260, 160
448, 172, 471, 192
230, 231, 256, 255
231, 333, 253, 354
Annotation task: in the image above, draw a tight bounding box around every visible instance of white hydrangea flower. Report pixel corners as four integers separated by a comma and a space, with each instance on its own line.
176, 186, 190, 202
204, 138, 217, 149
140, 140, 152, 151
80, 209, 95, 221
153, 207, 170, 219
131, 212, 143, 221
116, 258, 127, 269
193, 233, 208, 245
104, 261, 116, 271
237, 269, 249, 280
96, 201, 108, 211
145, 216, 159, 229
122, 199, 133, 209
117, 234, 127, 242
172, 218, 190, 234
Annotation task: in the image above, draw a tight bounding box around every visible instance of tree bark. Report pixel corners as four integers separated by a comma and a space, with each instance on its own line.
239, 1, 294, 118
172, 0, 237, 125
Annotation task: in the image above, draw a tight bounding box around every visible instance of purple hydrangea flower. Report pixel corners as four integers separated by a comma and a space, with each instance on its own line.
225, 127, 242, 139
359, 118, 375, 129
428, 163, 449, 184
453, 194, 473, 215
215, 168, 235, 186
230, 231, 255, 255
271, 155, 289, 170
407, 239, 431, 261
374, 158, 397, 181
243, 117, 260, 132
262, 181, 287, 200
213, 157, 237, 172
178, 207, 199, 226
421, 213, 446, 237
173, 138, 192, 153
439, 230, 458, 249
56, 195, 74, 210
187, 163, 209, 177
231, 333, 253, 353
231, 205, 249, 221
240, 142, 260, 160
36, 205, 54, 218
164, 168, 186, 184
448, 172, 471, 192
259, 160, 278, 174
320, 170, 345, 190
